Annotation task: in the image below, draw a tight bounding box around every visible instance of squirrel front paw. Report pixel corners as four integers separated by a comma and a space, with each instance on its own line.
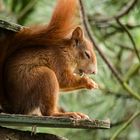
81, 76, 98, 89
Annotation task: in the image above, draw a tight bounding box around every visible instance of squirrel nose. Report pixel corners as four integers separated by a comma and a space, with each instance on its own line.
92, 68, 97, 74
92, 71, 96, 74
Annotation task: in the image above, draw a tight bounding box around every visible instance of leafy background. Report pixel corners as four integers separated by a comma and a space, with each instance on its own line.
0, 0, 140, 140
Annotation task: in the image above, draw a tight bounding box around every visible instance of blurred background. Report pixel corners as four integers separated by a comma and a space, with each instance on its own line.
0, 0, 140, 140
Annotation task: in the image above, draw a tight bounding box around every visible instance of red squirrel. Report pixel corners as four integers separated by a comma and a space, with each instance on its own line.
0, 0, 98, 119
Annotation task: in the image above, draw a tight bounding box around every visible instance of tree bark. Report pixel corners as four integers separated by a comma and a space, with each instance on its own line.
0, 126, 68, 140
0, 19, 23, 32
0, 113, 110, 129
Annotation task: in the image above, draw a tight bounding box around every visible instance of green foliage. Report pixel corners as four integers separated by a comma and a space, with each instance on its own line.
1, 0, 140, 139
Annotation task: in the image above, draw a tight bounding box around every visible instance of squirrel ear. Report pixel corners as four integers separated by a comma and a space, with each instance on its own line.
71, 26, 83, 41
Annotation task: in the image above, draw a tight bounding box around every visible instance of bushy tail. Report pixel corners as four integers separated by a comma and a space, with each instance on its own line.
6, 0, 79, 52
10, 0, 78, 47
46, 0, 78, 40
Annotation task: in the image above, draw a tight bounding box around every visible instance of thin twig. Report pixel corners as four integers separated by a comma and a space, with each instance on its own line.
17, 0, 38, 21
111, 119, 128, 128
114, 0, 138, 19
79, 0, 140, 101
97, 23, 140, 30
111, 111, 140, 140
89, 0, 138, 23
100, 88, 132, 99
124, 23, 140, 29
116, 43, 140, 52
116, 19, 140, 63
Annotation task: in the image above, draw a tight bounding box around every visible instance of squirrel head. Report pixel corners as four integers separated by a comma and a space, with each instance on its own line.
70, 26, 97, 75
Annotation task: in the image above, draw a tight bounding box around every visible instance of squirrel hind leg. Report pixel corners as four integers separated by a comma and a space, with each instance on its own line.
36, 67, 59, 116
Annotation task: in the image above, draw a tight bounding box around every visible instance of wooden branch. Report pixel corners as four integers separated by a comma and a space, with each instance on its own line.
0, 114, 110, 129
0, 19, 23, 32
0, 126, 68, 140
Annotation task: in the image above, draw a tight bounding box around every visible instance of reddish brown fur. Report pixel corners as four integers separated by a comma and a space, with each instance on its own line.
7, 0, 77, 51
0, 0, 98, 119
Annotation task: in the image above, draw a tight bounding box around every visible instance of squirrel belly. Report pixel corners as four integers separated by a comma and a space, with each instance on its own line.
0, 0, 98, 119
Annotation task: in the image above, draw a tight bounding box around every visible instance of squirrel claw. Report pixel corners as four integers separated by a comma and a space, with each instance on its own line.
89, 80, 98, 89
93, 82, 98, 89
83, 77, 98, 89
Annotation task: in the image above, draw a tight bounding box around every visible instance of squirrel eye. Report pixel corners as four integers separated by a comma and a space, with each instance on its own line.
85, 51, 90, 59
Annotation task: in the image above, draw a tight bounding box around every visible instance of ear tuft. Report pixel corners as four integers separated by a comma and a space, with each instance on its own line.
71, 26, 83, 40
